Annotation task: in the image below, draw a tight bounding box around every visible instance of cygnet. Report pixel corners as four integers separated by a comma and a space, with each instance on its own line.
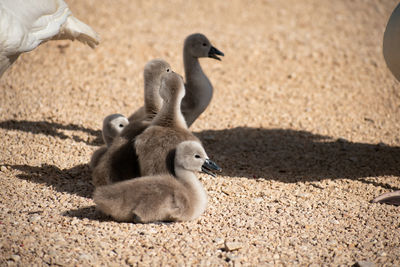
181, 33, 224, 127
91, 60, 172, 186
128, 59, 172, 122
93, 141, 221, 223
89, 114, 129, 169
135, 71, 200, 177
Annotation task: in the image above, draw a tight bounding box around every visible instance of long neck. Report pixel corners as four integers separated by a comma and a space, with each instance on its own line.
144, 78, 162, 120
174, 166, 207, 219
182, 50, 213, 127
151, 94, 187, 129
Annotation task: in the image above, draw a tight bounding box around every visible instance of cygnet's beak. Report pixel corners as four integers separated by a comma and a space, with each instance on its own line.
201, 158, 222, 177
208, 46, 224, 61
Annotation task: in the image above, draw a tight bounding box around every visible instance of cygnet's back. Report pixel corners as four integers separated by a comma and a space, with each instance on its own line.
93, 141, 221, 223
135, 72, 199, 177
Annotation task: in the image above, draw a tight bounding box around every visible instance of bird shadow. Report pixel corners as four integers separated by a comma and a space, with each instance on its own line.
6, 126, 400, 201
0, 119, 103, 145
62, 205, 112, 221
7, 162, 117, 221
7, 163, 94, 198
62, 206, 179, 225
6, 125, 400, 221
195, 127, 400, 189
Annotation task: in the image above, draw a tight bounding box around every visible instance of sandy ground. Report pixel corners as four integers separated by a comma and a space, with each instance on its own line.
1, 0, 400, 266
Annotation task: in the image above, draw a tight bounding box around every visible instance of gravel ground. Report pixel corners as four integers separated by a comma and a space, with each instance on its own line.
1, 0, 400, 266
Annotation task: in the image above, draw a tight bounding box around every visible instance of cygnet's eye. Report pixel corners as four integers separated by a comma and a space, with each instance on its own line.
195, 155, 201, 159
119, 124, 124, 128
202, 43, 207, 47
166, 68, 170, 72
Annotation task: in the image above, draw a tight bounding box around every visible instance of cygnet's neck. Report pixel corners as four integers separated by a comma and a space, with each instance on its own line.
182, 50, 213, 126
144, 78, 163, 120
151, 92, 187, 129
103, 132, 113, 147
174, 165, 207, 219
102, 125, 117, 147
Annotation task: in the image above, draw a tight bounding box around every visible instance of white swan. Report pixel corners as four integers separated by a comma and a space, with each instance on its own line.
0, 0, 100, 77
93, 141, 221, 223
373, 2, 400, 206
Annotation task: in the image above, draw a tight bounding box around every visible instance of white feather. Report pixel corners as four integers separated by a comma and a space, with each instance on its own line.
0, 0, 100, 77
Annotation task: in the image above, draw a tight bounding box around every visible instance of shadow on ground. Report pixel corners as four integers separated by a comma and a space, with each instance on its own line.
196, 127, 400, 186
7, 163, 94, 198
4, 120, 400, 190
62, 205, 111, 221
62, 206, 177, 224
0, 119, 102, 145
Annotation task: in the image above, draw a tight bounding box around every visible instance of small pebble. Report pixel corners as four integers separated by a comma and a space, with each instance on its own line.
9, 255, 20, 262
28, 214, 41, 223
79, 253, 93, 261
1, 166, 7, 172
214, 238, 224, 245
148, 228, 158, 234
253, 197, 263, 204
224, 241, 243, 251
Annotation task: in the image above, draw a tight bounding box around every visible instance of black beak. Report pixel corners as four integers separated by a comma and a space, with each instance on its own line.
201, 159, 222, 177
208, 46, 224, 61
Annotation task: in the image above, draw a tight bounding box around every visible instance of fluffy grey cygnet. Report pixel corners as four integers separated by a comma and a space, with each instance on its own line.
91, 60, 172, 187
128, 59, 172, 122
181, 33, 224, 127
135, 71, 200, 177
102, 114, 129, 146
93, 141, 221, 223
89, 114, 129, 169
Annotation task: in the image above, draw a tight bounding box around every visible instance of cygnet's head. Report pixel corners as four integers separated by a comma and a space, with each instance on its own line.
184, 33, 224, 60
102, 114, 129, 146
144, 59, 172, 83
175, 141, 221, 177
159, 72, 185, 103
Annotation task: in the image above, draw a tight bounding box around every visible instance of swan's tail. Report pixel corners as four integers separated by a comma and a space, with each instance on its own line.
54, 16, 100, 49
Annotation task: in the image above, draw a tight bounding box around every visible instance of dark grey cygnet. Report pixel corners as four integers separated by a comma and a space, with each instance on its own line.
89, 114, 128, 170
181, 33, 224, 127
